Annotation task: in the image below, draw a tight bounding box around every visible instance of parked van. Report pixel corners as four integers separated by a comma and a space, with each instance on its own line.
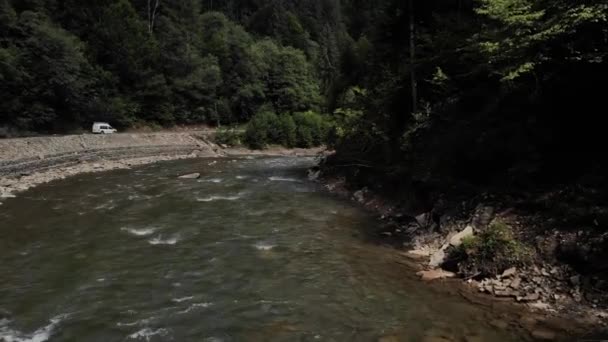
92, 122, 117, 134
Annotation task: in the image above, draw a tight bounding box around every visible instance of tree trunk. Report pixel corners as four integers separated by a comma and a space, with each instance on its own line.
409, 0, 418, 113
147, 0, 160, 34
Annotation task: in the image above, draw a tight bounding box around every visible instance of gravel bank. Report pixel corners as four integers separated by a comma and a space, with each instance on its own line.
0, 133, 326, 203
0, 132, 221, 201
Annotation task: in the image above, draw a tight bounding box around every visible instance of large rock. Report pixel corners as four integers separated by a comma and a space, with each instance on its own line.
416, 269, 456, 281
449, 226, 474, 247
501, 267, 517, 278
429, 246, 447, 268
178, 173, 201, 179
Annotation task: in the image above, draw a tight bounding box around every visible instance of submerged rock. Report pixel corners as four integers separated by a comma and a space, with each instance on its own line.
416, 269, 456, 281
178, 173, 201, 179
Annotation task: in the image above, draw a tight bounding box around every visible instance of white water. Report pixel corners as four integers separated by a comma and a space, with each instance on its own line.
268, 176, 299, 183
121, 227, 158, 237
177, 303, 213, 315
0, 315, 66, 342
127, 328, 169, 341
148, 235, 180, 245
196, 195, 241, 202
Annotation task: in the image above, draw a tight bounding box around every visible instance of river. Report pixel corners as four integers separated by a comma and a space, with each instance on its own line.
0, 157, 538, 341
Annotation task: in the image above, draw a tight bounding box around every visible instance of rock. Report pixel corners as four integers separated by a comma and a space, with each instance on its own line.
415, 213, 431, 227
405, 250, 432, 259
307, 169, 321, 181
416, 269, 456, 281
532, 276, 543, 284
429, 248, 447, 268
353, 189, 367, 203
528, 302, 552, 311
449, 226, 474, 247
494, 289, 519, 298
501, 267, 517, 278
531, 329, 556, 341
517, 293, 540, 302
471, 205, 495, 230
178, 173, 201, 179
569, 275, 581, 286
510, 277, 522, 289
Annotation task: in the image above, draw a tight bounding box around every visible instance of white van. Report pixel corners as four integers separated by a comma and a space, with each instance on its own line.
92, 122, 117, 134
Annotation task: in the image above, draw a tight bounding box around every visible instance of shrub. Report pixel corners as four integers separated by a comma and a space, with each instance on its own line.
243, 108, 280, 149
293, 111, 329, 148
277, 114, 297, 147
215, 127, 243, 147
455, 220, 534, 277
244, 108, 329, 149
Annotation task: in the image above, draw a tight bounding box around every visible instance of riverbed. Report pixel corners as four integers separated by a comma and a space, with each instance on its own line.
0, 157, 539, 341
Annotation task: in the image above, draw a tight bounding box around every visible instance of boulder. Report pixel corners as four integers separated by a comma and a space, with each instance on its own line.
429, 247, 447, 268
510, 277, 522, 289
449, 226, 474, 247
416, 269, 456, 281
178, 173, 201, 179
501, 267, 517, 278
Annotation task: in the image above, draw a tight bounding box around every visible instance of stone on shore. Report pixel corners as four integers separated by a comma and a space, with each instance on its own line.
417, 269, 456, 281
178, 173, 201, 179
449, 225, 474, 247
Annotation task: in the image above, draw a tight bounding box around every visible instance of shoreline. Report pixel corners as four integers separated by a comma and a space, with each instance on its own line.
0, 130, 324, 202
316, 173, 608, 340
1, 134, 604, 338
0, 147, 324, 203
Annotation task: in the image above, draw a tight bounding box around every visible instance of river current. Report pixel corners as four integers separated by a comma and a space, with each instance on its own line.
0, 157, 534, 341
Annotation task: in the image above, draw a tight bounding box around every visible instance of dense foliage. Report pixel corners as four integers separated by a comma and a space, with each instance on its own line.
325, 0, 608, 190
0, 0, 325, 133
1, 0, 607, 183
243, 107, 327, 149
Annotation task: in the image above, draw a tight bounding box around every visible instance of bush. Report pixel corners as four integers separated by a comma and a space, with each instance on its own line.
278, 115, 297, 147
244, 108, 280, 149
293, 111, 329, 148
455, 220, 534, 277
215, 127, 243, 147
244, 108, 329, 149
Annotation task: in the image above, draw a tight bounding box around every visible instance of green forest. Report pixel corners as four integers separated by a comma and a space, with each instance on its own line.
1, 0, 607, 181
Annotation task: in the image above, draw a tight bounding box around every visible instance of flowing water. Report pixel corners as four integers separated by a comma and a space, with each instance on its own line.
0, 157, 540, 341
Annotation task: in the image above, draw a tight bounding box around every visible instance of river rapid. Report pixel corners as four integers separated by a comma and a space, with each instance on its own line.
0, 157, 538, 341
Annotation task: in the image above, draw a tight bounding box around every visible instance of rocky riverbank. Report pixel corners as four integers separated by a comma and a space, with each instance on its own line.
314, 169, 608, 340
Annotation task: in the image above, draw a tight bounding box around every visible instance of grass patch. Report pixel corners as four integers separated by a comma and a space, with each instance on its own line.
455, 220, 534, 277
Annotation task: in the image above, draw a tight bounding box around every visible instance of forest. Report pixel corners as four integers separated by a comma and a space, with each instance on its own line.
1, 0, 607, 178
